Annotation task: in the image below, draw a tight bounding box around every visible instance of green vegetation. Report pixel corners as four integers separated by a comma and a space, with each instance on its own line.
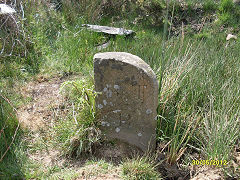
56, 78, 100, 157
218, 0, 240, 26
122, 156, 161, 180
0, 94, 23, 179
1, 0, 240, 179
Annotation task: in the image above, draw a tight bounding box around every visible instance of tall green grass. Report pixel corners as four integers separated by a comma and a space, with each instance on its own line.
0, 93, 25, 179
52, 77, 100, 157
121, 156, 161, 180
104, 27, 240, 165
26, 1, 240, 165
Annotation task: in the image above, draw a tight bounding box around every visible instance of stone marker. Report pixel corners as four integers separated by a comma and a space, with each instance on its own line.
94, 52, 158, 151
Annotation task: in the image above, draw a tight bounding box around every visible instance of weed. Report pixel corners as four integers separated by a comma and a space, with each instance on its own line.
199, 95, 240, 161
219, 0, 234, 12
0, 92, 25, 180
121, 156, 161, 180
0, 93, 19, 162
55, 78, 101, 157
217, 0, 240, 26
203, 0, 218, 12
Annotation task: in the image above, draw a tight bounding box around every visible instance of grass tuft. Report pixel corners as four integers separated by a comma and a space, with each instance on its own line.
121, 156, 161, 180
53, 77, 101, 157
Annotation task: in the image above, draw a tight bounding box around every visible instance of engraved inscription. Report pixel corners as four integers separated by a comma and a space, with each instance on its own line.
138, 85, 145, 103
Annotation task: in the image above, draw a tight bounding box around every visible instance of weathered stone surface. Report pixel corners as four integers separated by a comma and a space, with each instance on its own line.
82, 24, 135, 37
94, 52, 158, 151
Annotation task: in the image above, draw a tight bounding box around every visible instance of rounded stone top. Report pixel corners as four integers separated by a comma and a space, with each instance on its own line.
94, 52, 157, 82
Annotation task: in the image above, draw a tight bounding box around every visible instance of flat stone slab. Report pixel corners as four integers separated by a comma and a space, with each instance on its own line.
82, 24, 135, 37
94, 52, 158, 151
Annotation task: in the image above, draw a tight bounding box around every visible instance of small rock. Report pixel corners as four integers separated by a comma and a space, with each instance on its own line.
115, 127, 120, 133
226, 34, 237, 41
233, 0, 240, 5
0, 4, 16, 15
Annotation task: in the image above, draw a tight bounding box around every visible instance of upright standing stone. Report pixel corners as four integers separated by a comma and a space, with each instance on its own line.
94, 52, 158, 151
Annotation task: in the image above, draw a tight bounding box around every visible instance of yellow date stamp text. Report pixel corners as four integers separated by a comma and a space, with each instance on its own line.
192, 160, 228, 166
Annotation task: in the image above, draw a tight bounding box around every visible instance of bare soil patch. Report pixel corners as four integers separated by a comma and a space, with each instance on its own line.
190, 168, 223, 180
16, 75, 77, 170
17, 75, 68, 131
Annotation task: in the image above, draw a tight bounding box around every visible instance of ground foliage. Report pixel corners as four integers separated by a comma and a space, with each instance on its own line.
0, 0, 240, 179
